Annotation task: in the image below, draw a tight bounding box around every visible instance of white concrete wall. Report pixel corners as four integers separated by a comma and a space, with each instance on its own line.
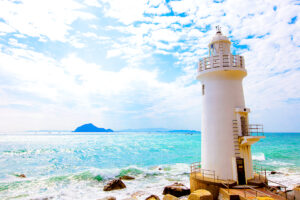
198, 69, 246, 180
294, 187, 300, 200
240, 145, 254, 180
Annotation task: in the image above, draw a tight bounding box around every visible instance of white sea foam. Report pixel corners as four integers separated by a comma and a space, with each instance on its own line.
252, 152, 265, 161
0, 164, 191, 200
267, 171, 300, 190
1, 163, 300, 199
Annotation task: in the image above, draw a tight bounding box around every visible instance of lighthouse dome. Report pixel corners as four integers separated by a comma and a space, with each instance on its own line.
208, 27, 231, 56
210, 31, 230, 44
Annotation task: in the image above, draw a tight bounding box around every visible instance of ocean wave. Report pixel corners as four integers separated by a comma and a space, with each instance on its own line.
0, 163, 191, 199
1, 163, 299, 199
1, 148, 73, 156
252, 152, 266, 161
267, 171, 300, 190
264, 160, 295, 167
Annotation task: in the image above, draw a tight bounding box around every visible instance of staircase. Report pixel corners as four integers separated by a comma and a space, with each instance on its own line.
232, 120, 241, 157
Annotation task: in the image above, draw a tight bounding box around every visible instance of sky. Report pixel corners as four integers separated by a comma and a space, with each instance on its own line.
0, 0, 299, 132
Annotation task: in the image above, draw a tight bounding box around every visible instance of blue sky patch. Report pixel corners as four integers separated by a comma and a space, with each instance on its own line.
0, 0, 299, 132
288, 16, 298, 24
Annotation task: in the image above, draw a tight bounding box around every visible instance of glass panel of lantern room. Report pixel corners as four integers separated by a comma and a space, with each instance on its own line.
210, 44, 218, 56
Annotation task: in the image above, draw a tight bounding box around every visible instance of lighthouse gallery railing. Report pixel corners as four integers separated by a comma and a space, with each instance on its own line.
198, 54, 245, 72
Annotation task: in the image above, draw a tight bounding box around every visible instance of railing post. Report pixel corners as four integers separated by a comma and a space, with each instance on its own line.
227, 180, 229, 194
285, 187, 287, 200
214, 171, 215, 182
265, 169, 267, 183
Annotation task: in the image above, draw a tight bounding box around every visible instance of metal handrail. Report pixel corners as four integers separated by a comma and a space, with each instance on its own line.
244, 185, 272, 198
253, 165, 267, 183
248, 124, 264, 136
267, 179, 288, 200
220, 179, 230, 194
254, 165, 288, 199
268, 179, 287, 189
190, 162, 217, 182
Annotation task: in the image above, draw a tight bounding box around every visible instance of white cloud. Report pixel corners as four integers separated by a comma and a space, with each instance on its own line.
82, 32, 110, 41
0, 0, 95, 42
0, 22, 15, 34
0, 45, 203, 131
169, 0, 198, 14
101, 0, 148, 25
0, 0, 299, 131
146, 2, 170, 15
148, 0, 164, 7
84, 0, 102, 7
151, 28, 181, 42
97, 0, 300, 131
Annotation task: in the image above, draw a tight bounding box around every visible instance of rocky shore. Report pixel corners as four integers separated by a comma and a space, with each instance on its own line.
14, 167, 300, 200
13, 166, 300, 200
100, 179, 192, 200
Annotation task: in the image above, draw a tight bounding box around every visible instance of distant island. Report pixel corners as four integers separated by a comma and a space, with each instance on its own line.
74, 123, 113, 132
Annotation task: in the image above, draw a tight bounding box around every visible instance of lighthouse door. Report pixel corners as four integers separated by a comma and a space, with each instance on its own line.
236, 158, 246, 185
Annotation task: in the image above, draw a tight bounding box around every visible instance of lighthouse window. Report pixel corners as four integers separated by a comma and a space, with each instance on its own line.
202, 84, 205, 95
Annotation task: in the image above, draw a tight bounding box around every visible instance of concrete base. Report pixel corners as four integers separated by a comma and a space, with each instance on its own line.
247, 173, 268, 187
220, 187, 286, 200
188, 189, 213, 200
190, 173, 285, 200
219, 188, 241, 200
294, 185, 300, 200
190, 174, 222, 200
163, 194, 178, 200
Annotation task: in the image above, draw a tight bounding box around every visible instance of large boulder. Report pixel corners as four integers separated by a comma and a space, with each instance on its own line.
120, 175, 135, 180
188, 189, 212, 200
145, 195, 160, 200
103, 179, 126, 191
163, 182, 190, 197
163, 194, 178, 200
98, 197, 116, 200
16, 174, 26, 178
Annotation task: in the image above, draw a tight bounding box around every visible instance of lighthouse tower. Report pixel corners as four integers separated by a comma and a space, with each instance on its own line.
196, 27, 264, 184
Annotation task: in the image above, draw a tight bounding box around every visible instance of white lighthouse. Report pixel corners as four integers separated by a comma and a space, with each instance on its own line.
196, 27, 264, 185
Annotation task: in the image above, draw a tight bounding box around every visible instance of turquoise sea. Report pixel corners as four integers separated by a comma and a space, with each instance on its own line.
0, 132, 299, 199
